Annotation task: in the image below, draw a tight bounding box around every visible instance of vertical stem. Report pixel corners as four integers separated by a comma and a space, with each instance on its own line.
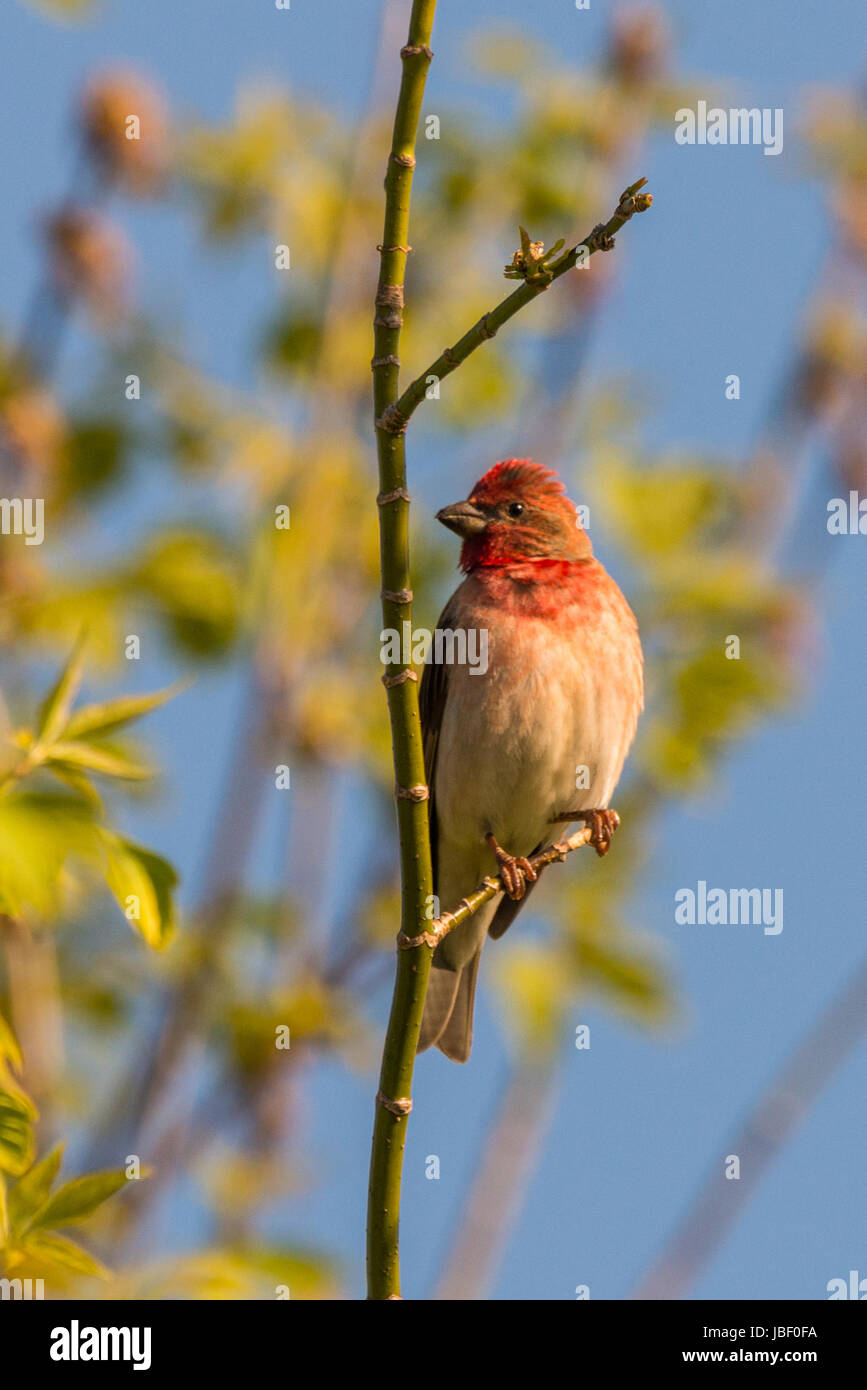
367, 0, 437, 1301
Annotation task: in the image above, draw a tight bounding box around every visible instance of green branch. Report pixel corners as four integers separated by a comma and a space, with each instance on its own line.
379, 179, 652, 436
367, 1, 652, 1298
367, 0, 438, 1303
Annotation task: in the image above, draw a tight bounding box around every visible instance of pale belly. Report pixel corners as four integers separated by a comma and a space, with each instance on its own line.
428, 569, 642, 971
434, 605, 636, 863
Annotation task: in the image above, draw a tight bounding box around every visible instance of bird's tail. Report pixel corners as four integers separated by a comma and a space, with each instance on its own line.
417, 948, 482, 1063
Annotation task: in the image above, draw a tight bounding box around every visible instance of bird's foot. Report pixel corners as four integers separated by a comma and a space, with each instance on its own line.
485, 832, 538, 901
551, 807, 620, 858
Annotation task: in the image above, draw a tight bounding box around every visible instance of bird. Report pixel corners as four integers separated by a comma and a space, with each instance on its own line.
417, 458, 643, 1062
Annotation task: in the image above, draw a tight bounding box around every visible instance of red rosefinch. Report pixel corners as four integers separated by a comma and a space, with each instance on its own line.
418, 459, 643, 1061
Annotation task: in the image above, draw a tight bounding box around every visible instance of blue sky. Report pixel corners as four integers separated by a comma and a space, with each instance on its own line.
1, 0, 865, 1300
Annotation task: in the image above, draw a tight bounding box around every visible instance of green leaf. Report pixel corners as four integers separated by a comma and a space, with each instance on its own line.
63, 685, 181, 742
132, 1244, 338, 1300
59, 419, 127, 501
0, 792, 99, 917
14, 1231, 111, 1282
7, 1144, 64, 1235
0, 1086, 37, 1178
46, 761, 104, 811
264, 314, 322, 378
30, 1168, 130, 1230
576, 936, 672, 1024
598, 457, 736, 560
0, 1011, 23, 1071
36, 634, 88, 745
101, 832, 177, 949
132, 530, 239, 656
44, 741, 154, 781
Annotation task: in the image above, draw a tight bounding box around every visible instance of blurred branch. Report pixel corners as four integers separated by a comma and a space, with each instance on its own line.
14, 154, 107, 390
87, 671, 272, 1165
633, 956, 867, 1299
384, 179, 652, 433
433, 1064, 555, 1300
309, 0, 410, 437
1, 916, 64, 1137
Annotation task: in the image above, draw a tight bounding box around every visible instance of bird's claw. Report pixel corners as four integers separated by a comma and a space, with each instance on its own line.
551, 807, 621, 857
485, 832, 538, 901
582, 808, 620, 857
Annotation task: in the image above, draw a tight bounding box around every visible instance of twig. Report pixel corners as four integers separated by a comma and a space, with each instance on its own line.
366, 0, 438, 1303
381, 180, 652, 435
398, 825, 594, 953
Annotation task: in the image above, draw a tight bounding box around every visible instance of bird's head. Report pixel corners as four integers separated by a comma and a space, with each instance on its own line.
436, 459, 592, 571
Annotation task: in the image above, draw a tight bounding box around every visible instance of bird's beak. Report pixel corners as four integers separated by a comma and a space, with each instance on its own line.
436, 498, 487, 538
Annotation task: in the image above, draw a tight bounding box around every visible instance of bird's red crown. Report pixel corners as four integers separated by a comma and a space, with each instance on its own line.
456, 458, 591, 570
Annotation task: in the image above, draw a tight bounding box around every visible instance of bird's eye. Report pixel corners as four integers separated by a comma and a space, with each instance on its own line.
507, 501, 525, 518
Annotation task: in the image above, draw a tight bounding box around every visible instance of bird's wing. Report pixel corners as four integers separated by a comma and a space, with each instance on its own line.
419, 593, 460, 896
421, 586, 540, 943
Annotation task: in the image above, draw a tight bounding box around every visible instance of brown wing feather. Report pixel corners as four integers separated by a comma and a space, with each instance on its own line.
421, 589, 542, 941
419, 594, 460, 897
